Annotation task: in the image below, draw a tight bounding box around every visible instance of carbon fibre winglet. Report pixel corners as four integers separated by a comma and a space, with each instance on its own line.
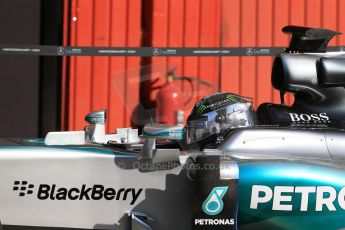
283, 25, 342, 53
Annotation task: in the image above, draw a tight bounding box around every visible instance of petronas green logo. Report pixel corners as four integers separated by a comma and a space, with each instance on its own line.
226, 95, 237, 102
197, 105, 207, 114
202, 186, 228, 215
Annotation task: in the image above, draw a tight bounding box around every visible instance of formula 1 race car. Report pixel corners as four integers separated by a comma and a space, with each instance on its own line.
1, 25, 345, 230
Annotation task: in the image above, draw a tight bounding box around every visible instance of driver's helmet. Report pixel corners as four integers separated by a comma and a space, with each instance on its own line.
185, 93, 256, 144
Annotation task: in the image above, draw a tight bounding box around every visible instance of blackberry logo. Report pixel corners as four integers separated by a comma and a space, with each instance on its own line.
12, 181, 143, 205
13, 181, 34, 197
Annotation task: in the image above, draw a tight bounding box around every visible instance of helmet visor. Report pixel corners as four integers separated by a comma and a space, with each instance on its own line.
186, 102, 255, 144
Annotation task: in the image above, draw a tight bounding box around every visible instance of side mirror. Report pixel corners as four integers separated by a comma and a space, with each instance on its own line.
142, 123, 183, 140
139, 124, 182, 163
317, 58, 345, 87
85, 110, 106, 143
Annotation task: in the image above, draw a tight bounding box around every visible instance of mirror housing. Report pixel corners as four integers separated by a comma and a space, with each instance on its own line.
139, 123, 182, 163
84, 110, 106, 143
142, 123, 183, 140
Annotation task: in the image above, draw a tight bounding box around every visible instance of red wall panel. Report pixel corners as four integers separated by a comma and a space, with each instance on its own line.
65, 0, 142, 131
167, 0, 184, 94
239, 0, 257, 105
221, 0, 240, 94
148, 0, 169, 103
92, 0, 111, 112
272, 0, 290, 104
256, 0, 273, 106
64, 0, 345, 130
306, 0, 322, 28
124, 0, 142, 127
145, 0, 222, 119
108, 0, 128, 132
198, 0, 221, 98
183, 0, 201, 107
322, 0, 338, 45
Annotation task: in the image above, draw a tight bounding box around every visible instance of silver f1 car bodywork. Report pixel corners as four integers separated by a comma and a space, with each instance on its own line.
1, 126, 345, 230
2, 25, 345, 230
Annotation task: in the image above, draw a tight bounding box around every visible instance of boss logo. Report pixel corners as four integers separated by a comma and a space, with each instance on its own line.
289, 113, 330, 123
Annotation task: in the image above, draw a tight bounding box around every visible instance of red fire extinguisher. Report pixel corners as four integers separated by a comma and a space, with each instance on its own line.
155, 67, 212, 125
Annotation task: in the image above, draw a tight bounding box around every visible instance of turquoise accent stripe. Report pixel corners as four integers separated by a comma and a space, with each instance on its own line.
0, 145, 137, 157
143, 129, 182, 140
